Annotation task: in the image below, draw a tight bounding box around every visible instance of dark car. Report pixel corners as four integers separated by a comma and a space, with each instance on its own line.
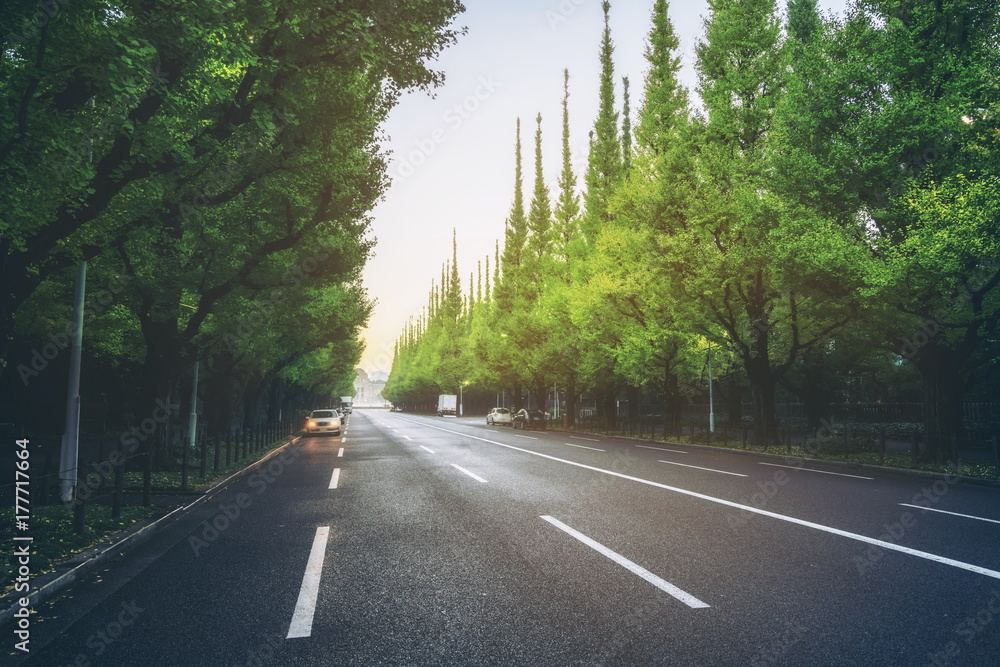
512, 409, 547, 430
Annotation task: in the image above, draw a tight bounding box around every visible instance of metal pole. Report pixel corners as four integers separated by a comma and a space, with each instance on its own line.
59, 261, 87, 503
186, 360, 199, 485
459, 384, 464, 417
708, 342, 715, 434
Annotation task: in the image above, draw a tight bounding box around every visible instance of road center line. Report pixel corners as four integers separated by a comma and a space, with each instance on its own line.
403, 418, 1000, 581
637, 445, 688, 454
757, 462, 874, 480
658, 460, 747, 477
451, 464, 487, 483
328, 468, 340, 489
420, 445, 436, 454
565, 443, 605, 452
287, 526, 330, 639
513, 434, 538, 440
569, 435, 602, 442
337, 448, 344, 458
899, 504, 1000, 525
403, 435, 412, 441
541, 516, 709, 608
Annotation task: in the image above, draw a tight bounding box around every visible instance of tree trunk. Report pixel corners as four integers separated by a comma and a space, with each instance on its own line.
565, 374, 577, 428
603, 390, 617, 431
746, 356, 778, 446
135, 328, 183, 469
626, 385, 639, 430
726, 374, 742, 428
914, 344, 967, 463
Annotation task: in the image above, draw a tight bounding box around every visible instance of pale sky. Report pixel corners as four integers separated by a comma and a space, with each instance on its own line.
358, 0, 848, 376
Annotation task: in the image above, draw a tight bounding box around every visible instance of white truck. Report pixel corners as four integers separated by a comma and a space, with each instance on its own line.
339, 396, 353, 414
437, 394, 457, 417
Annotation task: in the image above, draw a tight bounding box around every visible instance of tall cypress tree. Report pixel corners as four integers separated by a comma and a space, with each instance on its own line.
553, 69, 581, 261
447, 229, 462, 322
527, 113, 552, 274
500, 119, 528, 290
621, 76, 632, 173
636, 0, 686, 156
583, 0, 622, 243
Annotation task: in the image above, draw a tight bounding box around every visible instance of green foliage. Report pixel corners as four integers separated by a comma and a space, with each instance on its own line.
2, 1, 466, 434
388, 0, 997, 453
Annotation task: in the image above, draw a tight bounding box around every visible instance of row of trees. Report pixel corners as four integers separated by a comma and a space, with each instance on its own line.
383, 0, 999, 460
1, 1, 466, 461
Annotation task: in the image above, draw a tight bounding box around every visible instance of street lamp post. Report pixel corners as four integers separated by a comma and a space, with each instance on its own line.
708, 342, 715, 434
460, 381, 469, 417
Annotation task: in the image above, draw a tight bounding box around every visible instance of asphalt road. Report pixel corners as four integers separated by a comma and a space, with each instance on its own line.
11, 409, 1000, 666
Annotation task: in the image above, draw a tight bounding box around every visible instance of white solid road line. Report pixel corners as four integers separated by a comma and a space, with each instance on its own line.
565, 443, 605, 452
541, 516, 709, 609
899, 504, 1000, 525
328, 468, 340, 489
636, 445, 688, 454
337, 448, 344, 458
420, 445, 436, 454
287, 526, 330, 639
405, 418, 1000, 582
658, 460, 747, 477
451, 463, 487, 483
757, 462, 874, 480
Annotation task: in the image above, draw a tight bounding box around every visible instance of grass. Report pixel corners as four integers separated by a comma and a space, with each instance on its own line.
1, 504, 163, 597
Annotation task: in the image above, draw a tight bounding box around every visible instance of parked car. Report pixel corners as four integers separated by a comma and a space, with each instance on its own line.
486, 407, 513, 426
305, 409, 341, 436
512, 409, 547, 430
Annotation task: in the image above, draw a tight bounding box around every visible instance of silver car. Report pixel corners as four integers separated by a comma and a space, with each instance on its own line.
486, 407, 513, 426
305, 409, 341, 436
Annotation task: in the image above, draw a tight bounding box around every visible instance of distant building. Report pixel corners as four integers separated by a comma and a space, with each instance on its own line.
353, 368, 387, 406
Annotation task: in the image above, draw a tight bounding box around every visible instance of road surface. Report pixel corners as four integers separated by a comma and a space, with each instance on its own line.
12, 409, 1000, 666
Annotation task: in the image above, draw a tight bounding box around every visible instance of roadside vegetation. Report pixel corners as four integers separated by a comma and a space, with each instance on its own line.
383, 0, 999, 471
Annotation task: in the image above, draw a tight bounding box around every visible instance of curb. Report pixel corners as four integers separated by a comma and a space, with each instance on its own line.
1, 435, 303, 629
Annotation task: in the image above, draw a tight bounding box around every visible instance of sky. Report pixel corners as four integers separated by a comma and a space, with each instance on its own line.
357, 0, 848, 377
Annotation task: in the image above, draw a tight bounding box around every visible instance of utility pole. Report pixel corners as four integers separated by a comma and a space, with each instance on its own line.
708, 342, 715, 434
59, 261, 87, 502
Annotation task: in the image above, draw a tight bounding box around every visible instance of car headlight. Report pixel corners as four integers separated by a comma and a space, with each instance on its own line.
307, 420, 316, 427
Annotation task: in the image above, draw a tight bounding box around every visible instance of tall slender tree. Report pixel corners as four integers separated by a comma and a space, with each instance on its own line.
582, 0, 623, 244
